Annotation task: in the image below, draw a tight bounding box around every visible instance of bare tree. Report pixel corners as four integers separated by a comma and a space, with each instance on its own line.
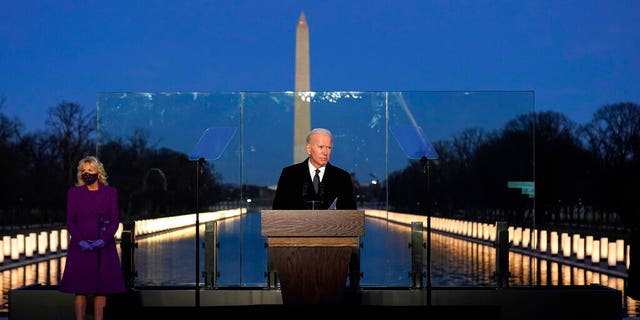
579, 102, 640, 299
532, 111, 592, 227
0, 96, 25, 224
582, 102, 640, 166
0, 95, 23, 145
45, 101, 96, 185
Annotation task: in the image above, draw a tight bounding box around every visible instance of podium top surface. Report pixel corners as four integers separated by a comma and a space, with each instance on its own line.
260, 210, 365, 237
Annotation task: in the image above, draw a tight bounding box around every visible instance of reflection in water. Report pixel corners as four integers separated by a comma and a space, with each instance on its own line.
135, 227, 199, 286
628, 297, 640, 317
1, 213, 635, 317
2, 257, 64, 313
430, 232, 495, 286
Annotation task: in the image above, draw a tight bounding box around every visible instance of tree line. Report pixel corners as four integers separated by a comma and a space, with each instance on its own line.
0, 97, 228, 226
1, 97, 639, 238
385, 102, 640, 237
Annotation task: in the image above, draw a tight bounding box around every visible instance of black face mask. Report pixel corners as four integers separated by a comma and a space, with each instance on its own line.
82, 172, 99, 185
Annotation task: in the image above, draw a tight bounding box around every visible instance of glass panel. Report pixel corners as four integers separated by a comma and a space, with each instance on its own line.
240, 92, 295, 286
96, 92, 244, 286
386, 91, 535, 287
307, 92, 393, 285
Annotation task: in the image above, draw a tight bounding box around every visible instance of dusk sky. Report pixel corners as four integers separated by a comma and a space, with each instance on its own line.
1, 0, 639, 131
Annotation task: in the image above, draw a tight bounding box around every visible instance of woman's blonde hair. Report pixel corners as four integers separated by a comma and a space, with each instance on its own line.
76, 156, 109, 186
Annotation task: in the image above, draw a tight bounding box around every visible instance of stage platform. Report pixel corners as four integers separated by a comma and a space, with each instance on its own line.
10, 284, 623, 320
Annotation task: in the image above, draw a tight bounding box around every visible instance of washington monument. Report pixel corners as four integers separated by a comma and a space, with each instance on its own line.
293, 12, 310, 164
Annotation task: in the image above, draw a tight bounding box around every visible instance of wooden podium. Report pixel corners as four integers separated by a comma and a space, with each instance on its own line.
261, 210, 365, 304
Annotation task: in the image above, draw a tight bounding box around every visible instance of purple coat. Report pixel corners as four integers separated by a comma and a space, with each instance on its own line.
59, 184, 126, 295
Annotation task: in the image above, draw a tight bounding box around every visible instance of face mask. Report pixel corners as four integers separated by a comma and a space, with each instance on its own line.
82, 172, 99, 185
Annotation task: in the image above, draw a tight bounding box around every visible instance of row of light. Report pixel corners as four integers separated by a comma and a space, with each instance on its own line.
508, 227, 627, 268
0, 209, 245, 266
2, 209, 627, 271
133, 209, 244, 237
437, 219, 628, 269
365, 210, 629, 270
0, 230, 69, 264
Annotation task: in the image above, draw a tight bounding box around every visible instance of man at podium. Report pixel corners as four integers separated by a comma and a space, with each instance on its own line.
272, 128, 357, 210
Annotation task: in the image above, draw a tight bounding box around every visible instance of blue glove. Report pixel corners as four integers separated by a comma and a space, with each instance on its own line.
78, 240, 93, 251
90, 239, 105, 250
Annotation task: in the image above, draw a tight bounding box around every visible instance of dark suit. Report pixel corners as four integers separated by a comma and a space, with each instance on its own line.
272, 158, 357, 210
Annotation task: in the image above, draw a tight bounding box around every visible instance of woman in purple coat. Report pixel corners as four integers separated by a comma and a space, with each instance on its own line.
59, 156, 126, 320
